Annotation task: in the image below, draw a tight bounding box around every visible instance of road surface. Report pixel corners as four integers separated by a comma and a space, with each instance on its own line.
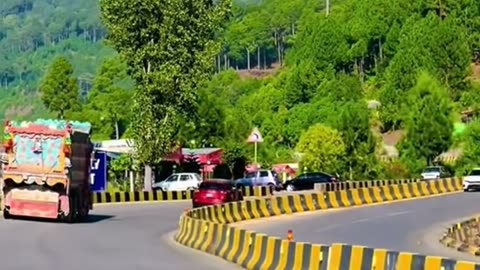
0, 201, 241, 270
235, 192, 480, 262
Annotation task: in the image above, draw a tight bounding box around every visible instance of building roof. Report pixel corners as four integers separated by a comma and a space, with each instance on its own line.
182, 148, 222, 156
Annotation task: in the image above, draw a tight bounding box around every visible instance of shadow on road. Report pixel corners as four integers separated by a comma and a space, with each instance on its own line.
80, 214, 115, 223
4, 214, 115, 224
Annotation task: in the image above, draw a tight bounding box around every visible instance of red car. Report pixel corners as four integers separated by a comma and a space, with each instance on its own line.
192, 179, 244, 208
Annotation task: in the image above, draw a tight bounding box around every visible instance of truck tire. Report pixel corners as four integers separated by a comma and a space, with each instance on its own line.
3, 209, 11, 219
60, 193, 78, 223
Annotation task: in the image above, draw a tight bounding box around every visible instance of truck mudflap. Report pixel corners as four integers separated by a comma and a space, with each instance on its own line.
5, 189, 60, 219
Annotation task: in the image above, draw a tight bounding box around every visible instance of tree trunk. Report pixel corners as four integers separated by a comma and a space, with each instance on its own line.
379, 39, 383, 62
360, 57, 365, 82
246, 48, 251, 70
257, 47, 261, 69
263, 47, 266, 68
276, 31, 282, 66
144, 165, 153, 191
115, 121, 119, 140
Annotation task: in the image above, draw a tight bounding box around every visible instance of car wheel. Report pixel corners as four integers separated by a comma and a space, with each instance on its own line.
464, 188, 470, 192
286, 184, 294, 192
186, 187, 195, 191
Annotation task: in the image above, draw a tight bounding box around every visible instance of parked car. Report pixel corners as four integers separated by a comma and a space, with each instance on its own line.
152, 173, 202, 192
463, 168, 480, 192
283, 172, 338, 192
192, 179, 243, 208
421, 166, 450, 180
234, 169, 282, 190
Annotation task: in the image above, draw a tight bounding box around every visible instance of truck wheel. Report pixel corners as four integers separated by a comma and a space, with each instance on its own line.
3, 209, 11, 219
61, 212, 75, 223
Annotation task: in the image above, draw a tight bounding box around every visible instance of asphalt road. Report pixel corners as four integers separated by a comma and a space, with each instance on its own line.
0, 201, 242, 270
235, 192, 480, 263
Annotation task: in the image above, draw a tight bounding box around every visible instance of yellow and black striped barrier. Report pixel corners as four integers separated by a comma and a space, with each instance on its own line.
440, 216, 480, 256
92, 185, 273, 204
315, 178, 420, 192
176, 178, 480, 269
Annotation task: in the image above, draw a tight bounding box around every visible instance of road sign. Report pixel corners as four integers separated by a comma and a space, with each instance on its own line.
90, 151, 107, 192
247, 127, 263, 143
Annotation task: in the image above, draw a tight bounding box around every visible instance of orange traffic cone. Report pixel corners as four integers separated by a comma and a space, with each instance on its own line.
287, 229, 294, 242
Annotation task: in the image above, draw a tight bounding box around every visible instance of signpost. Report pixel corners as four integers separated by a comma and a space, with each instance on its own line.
90, 151, 107, 192
246, 127, 263, 164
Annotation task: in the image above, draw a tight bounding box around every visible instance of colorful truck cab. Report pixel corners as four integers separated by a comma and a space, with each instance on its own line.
2, 119, 94, 222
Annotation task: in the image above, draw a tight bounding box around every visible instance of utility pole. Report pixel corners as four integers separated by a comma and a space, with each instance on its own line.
326, 0, 330, 16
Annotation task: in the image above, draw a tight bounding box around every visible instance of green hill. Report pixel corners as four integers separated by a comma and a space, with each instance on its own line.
0, 0, 114, 119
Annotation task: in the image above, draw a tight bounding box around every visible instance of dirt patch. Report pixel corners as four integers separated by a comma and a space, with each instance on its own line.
237, 63, 281, 80
466, 63, 480, 82
382, 130, 405, 146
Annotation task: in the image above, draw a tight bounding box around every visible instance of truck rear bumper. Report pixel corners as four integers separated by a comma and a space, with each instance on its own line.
7, 199, 59, 219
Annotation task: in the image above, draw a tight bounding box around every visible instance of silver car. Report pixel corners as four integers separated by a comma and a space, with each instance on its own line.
152, 173, 202, 191
235, 170, 282, 189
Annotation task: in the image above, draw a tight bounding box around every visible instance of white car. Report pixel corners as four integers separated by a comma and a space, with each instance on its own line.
463, 168, 480, 192
421, 166, 449, 180
152, 173, 202, 192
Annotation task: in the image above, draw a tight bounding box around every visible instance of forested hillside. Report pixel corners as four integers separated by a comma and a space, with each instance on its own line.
0, 0, 113, 119
5, 0, 480, 179
195, 0, 480, 179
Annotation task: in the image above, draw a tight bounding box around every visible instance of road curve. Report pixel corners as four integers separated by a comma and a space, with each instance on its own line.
235, 192, 480, 263
0, 201, 241, 270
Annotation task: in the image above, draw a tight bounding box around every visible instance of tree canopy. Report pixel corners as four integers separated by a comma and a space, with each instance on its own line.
296, 124, 346, 173
39, 56, 80, 119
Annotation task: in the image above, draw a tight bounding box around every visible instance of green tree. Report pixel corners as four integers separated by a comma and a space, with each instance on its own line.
39, 56, 80, 119
296, 124, 346, 173
86, 57, 132, 139
100, 0, 231, 189
456, 120, 480, 176
399, 71, 454, 169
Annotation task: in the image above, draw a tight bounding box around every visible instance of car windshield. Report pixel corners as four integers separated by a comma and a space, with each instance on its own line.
199, 182, 230, 191
470, 170, 480, 176
165, 175, 177, 182
423, 167, 441, 173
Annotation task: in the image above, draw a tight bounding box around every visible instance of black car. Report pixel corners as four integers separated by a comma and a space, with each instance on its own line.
284, 172, 338, 191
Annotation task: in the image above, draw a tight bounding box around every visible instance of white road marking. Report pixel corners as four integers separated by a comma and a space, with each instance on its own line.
387, 210, 413, 217
351, 210, 414, 224
352, 218, 370, 223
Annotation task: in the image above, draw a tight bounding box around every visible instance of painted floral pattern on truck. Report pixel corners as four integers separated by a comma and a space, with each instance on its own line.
12, 136, 63, 168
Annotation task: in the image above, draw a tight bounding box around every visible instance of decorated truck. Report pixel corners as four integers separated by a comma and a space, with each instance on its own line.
2, 119, 94, 222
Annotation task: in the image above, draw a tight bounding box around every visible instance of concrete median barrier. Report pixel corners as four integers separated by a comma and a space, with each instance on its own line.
176, 177, 480, 269
440, 216, 480, 256
314, 178, 420, 192
92, 186, 273, 204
